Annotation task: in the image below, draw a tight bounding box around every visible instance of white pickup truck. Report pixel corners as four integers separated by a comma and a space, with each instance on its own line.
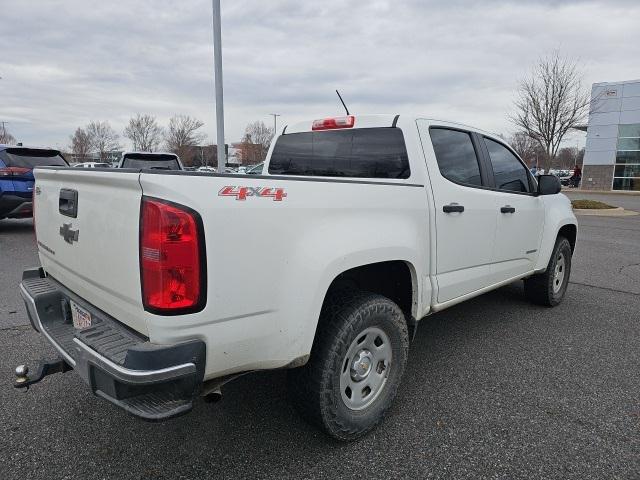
16, 115, 577, 440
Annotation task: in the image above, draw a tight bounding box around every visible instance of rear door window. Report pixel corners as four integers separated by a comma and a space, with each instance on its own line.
1, 148, 67, 168
429, 128, 483, 186
484, 138, 532, 193
268, 128, 410, 179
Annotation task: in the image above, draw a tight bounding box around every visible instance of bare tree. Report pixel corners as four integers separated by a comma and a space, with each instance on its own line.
0, 124, 16, 145
165, 115, 206, 159
509, 131, 541, 168
123, 114, 163, 152
511, 52, 590, 171
69, 127, 92, 161
238, 120, 274, 164
86, 121, 120, 161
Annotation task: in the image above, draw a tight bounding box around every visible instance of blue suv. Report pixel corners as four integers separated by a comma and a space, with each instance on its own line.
0, 145, 68, 220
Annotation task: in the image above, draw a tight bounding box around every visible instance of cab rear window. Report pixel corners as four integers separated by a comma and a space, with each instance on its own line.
268, 128, 410, 179
1, 148, 67, 168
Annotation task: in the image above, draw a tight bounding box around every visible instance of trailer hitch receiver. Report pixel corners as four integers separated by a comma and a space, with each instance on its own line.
14, 358, 72, 390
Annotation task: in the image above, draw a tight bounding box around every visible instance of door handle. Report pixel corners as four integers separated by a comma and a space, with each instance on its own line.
443, 203, 464, 213
500, 205, 516, 214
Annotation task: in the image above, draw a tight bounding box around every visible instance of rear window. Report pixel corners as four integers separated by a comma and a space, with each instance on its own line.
268, 128, 410, 179
122, 154, 180, 170
1, 148, 67, 168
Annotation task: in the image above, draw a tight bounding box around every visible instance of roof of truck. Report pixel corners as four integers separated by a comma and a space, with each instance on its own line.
283, 114, 496, 137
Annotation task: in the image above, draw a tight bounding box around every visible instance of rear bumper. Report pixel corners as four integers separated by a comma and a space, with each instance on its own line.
0, 194, 32, 218
20, 268, 206, 420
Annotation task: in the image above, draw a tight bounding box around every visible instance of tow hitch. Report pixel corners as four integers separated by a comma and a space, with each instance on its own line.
14, 358, 72, 390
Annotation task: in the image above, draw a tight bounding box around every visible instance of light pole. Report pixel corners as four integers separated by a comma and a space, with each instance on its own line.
211, 0, 226, 174
270, 113, 281, 134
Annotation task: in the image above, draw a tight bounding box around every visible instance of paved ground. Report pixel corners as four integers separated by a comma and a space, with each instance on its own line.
1, 197, 639, 479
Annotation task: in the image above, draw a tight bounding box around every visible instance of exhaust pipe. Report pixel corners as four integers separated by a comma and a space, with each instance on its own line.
203, 388, 223, 403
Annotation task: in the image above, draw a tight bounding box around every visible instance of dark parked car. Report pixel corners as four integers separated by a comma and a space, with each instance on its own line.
117, 152, 183, 170
0, 145, 68, 219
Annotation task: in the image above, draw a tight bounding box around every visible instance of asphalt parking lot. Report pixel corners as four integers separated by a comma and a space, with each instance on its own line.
1, 194, 639, 480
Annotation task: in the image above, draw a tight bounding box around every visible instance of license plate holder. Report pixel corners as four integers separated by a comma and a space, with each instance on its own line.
69, 299, 92, 329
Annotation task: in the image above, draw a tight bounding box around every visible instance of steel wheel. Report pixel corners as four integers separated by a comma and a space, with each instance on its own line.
553, 251, 566, 293
339, 327, 392, 411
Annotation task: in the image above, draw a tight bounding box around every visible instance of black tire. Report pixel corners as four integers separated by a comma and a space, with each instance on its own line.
287, 289, 409, 441
524, 236, 572, 306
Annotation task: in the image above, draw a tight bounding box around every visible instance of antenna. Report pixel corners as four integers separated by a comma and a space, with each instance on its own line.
336, 90, 350, 116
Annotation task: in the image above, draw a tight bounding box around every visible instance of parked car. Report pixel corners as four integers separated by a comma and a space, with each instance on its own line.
15, 114, 576, 441
75, 162, 111, 168
0, 145, 68, 219
118, 152, 182, 170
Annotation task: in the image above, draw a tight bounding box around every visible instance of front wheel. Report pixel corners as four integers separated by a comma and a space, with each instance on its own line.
287, 290, 409, 441
524, 236, 572, 306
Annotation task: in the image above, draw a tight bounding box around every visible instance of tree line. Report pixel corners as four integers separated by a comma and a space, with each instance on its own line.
69, 114, 207, 163
68, 115, 274, 166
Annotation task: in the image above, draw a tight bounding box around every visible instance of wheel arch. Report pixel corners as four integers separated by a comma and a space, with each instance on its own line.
558, 223, 577, 252
310, 260, 418, 350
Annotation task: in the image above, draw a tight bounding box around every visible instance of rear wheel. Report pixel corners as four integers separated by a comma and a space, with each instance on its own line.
287, 290, 409, 441
524, 236, 572, 306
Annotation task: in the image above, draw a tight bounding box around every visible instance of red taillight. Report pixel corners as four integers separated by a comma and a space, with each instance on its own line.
0, 166, 30, 176
312, 115, 355, 131
140, 197, 205, 313
33, 188, 37, 239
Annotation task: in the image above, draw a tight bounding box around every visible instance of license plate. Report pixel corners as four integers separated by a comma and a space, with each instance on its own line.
69, 300, 92, 329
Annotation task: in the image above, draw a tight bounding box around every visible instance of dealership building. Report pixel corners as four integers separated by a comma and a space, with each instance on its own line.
581, 79, 640, 191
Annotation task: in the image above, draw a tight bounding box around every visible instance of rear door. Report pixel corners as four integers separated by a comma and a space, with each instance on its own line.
480, 136, 544, 281
417, 122, 498, 304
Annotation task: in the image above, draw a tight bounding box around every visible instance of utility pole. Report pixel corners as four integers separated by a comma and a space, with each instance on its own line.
211, 0, 226, 174
270, 113, 281, 134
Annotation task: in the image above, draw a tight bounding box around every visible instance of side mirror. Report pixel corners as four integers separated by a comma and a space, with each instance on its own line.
537, 174, 561, 195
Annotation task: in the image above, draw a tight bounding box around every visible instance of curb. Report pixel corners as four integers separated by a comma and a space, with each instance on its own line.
573, 207, 639, 217
563, 189, 640, 196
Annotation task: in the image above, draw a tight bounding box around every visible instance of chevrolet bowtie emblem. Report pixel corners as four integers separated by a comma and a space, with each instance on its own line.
59, 223, 79, 244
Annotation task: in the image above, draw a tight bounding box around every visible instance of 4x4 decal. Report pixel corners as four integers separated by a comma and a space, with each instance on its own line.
218, 186, 287, 201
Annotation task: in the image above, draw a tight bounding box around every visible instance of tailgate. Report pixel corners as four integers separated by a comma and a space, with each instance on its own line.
33, 168, 148, 335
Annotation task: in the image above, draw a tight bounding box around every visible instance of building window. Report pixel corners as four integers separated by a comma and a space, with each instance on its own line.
614, 123, 640, 191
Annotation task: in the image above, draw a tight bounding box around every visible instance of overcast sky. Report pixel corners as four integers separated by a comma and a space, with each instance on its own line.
1, 0, 638, 150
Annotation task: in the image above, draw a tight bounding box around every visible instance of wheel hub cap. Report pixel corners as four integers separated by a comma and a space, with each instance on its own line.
339, 327, 392, 411
351, 350, 373, 380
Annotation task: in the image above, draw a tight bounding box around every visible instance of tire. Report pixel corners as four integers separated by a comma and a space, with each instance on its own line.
524, 236, 572, 306
287, 290, 409, 441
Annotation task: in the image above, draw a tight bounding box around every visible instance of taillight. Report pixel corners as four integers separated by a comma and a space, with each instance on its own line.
140, 197, 206, 314
0, 166, 30, 176
312, 115, 355, 131
32, 188, 37, 239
